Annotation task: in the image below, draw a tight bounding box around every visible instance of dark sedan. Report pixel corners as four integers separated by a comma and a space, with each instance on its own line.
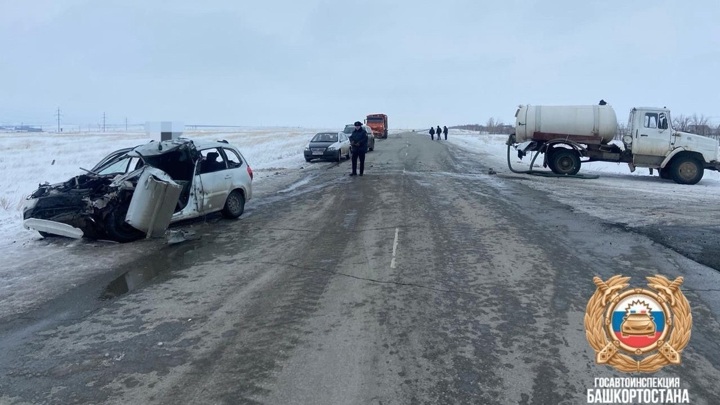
304, 132, 351, 162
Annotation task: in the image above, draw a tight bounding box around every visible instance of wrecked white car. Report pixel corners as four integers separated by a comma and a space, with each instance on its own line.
23, 138, 253, 242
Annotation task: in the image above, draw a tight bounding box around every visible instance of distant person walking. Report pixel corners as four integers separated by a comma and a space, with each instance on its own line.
429, 126, 435, 140
443, 125, 448, 140
349, 121, 368, 176
436, 126, 442, 140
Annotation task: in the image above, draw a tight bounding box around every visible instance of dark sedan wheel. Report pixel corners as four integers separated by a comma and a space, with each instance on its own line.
221, 190, 245, 219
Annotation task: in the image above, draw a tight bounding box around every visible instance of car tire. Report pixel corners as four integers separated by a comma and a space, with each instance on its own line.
104, 205, 145, 243
369, 139, 374, 151
305, 158, 312, 163
221, 190, 245, 219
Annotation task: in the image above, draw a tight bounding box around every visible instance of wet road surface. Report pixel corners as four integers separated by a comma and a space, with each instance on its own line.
1, 133, 720, 404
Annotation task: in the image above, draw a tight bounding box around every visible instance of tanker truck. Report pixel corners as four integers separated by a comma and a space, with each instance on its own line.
509, 104, 720, 184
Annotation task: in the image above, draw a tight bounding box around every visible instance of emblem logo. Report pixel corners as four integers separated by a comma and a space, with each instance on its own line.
585, 275, 692, 373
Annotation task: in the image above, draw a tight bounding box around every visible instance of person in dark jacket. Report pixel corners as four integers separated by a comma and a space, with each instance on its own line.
436, 125, 442, 140
349, 121, 368, 176
443, 125, 448, 140
429, 126, 435, 140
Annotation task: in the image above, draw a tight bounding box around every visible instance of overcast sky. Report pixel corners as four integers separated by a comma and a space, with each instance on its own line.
1, 0, 718, 128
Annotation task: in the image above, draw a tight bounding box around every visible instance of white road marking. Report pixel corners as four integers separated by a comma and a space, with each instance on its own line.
390, 227, 400, 268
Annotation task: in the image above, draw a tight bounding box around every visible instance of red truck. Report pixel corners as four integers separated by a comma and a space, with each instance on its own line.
366, 114, 388, 139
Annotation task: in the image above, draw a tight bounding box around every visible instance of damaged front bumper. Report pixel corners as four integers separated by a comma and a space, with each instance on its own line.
23, 167, 182, 242
23, 218, 84, 239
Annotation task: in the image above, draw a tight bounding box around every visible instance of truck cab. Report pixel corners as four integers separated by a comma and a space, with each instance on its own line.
366, 114, 388, 139
626, 107, 720, 183
626, 108, 672, 158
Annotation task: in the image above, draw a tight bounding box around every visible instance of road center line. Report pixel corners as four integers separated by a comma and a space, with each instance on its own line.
390, 227, 399, 268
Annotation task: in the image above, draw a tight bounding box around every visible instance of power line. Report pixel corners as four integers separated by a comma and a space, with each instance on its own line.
55, 107, 62, 132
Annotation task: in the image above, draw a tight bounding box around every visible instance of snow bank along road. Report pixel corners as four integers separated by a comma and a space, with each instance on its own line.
1, 132, 719, 404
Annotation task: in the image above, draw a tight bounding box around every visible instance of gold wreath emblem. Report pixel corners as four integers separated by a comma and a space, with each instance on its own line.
584, 275, 692, 373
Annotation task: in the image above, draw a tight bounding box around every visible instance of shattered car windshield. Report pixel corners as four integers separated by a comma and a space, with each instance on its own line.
96, 156, 143, 175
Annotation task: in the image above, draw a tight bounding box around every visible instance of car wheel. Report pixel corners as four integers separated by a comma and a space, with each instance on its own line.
104, 205, 145, 243
221, 190, 245, 219
337, 151, 342, 163
550, 149, 581, 175
369, 139, 374, 151
305, 158, 312, 163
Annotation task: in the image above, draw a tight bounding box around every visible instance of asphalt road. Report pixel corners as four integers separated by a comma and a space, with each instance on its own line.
1, 132, 720, 404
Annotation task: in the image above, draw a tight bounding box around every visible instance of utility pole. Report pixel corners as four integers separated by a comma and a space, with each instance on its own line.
125, 117, 128, 131
102, 112, 106, 132
55, 107, 62, 132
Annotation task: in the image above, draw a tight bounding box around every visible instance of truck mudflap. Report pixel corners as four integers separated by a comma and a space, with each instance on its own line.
23, 218, 84, 239
125, 167, 183, 238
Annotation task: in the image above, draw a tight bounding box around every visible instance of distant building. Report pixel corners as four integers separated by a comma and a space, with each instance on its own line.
14, 125, 43, 132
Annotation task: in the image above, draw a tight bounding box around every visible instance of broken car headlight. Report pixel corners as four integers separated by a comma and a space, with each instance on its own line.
23, 198, 38, 211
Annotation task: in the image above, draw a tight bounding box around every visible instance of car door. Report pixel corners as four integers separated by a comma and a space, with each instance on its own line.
338, 133, 349, 155
196, 148, 232, 213
221, 146, 249, 193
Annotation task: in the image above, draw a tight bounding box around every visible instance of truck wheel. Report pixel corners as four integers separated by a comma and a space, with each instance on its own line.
670, 156, 703, 184
659, 167, 671, 179
545, 149, 558, 172
550, 149, 581, 175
